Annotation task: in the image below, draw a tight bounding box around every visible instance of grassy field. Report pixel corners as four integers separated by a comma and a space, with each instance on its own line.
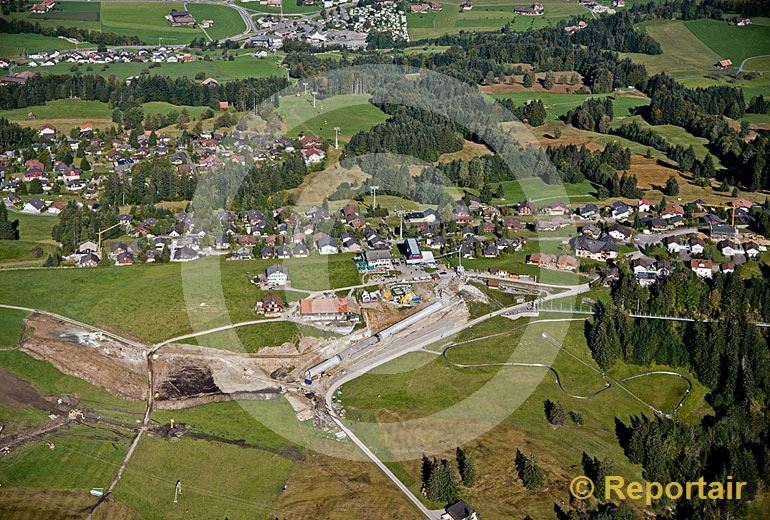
0, 99, 111, 122
278, 93, 380, 133
287, 103, 390, 143
0, 211, 60, 268
490, 91, 649, 122
142, 101, 211, 118
685, 18, 770, 67
462, 175, 597, 204
186, 4, 247, 40
15, 1, 102, 31
0, 424, 130, 489
17, 54, 284, 81
0, 308, 28, 347
10, 212, 58, 243
0, 255, 360, 342
0, 99, 216, 134
608, 114, 717, 162
100, 2, 204, 44
185, 320, 336, 352
236, 0, 320, 15
742, 55, 770, 73
0, 240, 59, 269
339, 318, 710, 518
0, 33, 76, 57
0, 349, 145, 414
115, 435, 294, 520
621, 20, 723, 83
407, 0, 585, 40
8, 1, 213, 45
121, 399, 422, 518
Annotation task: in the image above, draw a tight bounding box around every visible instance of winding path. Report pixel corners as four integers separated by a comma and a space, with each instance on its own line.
738, 54, 770, 74
441, 322, 693, 419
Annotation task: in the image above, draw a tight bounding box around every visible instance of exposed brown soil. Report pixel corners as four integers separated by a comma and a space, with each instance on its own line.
20, 314, 148, 401
363, 284, 434, 335
152, 344, 285, 403
156, 365, 220, 400
0, 368, 55, 412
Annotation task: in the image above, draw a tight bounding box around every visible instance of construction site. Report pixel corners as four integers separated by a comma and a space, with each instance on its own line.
1, 270, 580, 444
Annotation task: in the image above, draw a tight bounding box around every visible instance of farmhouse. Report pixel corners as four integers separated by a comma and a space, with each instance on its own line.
172, 246, 199, 262
514, 3, 544, 16
168, 10, 196, 26
299, 295, 360, 322
716, 59, 733, 69
256, 292, 284, 317
38, 123, 56, 137
571, 235, 618, 261
441, 500, 478, 520
31, 0, 55, 13
527, 252, 556, 268
316, 236, 339, 255
77, 253, 99, 268
556, 255, 579, 271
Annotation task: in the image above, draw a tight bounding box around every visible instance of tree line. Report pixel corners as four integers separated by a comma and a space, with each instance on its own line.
564, 97, 614, 133
610, 122, 718, 185
546, 142, 640, 199
0, 118, 36, 151
101, 157, 198, 208
588, 266, 770, 519
496, 98, 547, 127
639, 73, 770, 191
0, 73, 287, 112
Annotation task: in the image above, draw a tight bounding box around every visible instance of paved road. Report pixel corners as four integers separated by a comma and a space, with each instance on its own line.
0, 303, 147, 349
320, 282, 590, 518
634, 226, 698, 247
1, 278, 588, 520
738, 54, 770, 74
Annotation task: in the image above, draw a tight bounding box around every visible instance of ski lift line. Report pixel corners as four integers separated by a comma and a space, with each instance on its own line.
533, 301, 770, 327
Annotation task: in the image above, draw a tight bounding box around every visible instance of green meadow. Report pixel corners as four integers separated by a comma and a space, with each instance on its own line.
187, 3, 247, 40
341, 318, 710, 518
685, 18, 770, 67
17, 54, 285, 82
407, 0, 584, 40
0, 255, 360, 343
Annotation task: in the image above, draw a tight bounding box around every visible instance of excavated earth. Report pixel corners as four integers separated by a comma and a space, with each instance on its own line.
20, 314, 149, 401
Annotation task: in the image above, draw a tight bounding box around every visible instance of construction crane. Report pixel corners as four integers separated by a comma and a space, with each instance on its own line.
97, 222, 123, 255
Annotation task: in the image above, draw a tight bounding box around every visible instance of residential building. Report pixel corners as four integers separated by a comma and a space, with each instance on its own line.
266, 264, 289, 286
364, 249, 393, 271
690, 258, 714, 279
299, 296, 360, 322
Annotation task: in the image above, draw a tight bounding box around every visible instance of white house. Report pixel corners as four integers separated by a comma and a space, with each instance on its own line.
690, 258, 713, 279
316, 236, 339, 255
23, 198, 46, 213
266, 264, 289, 286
